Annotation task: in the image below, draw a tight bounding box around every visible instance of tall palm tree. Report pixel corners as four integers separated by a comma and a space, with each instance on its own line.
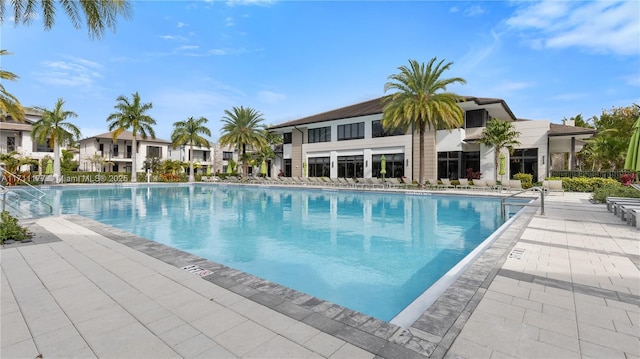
31, 98, 81, 181
382, 58, 466, 185
106, 92, 156, 182
171, 116, 211, 182
0, 50, 25, 121
478, 118, 521, 181
1, 0, 132, 39
219, 106, 267, 176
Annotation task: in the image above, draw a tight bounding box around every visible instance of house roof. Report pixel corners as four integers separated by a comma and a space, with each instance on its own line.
268, 96, 517, 130
548, 123, 597, 137
84, 130, 170, 144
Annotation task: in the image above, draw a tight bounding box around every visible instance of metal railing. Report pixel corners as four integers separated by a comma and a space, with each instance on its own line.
501, 186, 545, 219
1, 169, 53, 217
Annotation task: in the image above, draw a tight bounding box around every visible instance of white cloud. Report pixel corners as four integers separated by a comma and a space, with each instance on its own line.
505, 1, 640, 55
226, 17, 235, 26
225, 0, 276, 6
457, 30, 502, 75
549, 92, 589, 101
449, 6, 459, 13
159, 34, 189, 42
464, 5, 485, 17
35, 58, 103, 88
176, 45, 200, 51
177, 22, 188, 28
257, 90, 286, 104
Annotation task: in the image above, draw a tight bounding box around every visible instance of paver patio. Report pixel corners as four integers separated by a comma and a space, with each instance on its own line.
1, 191, 639, 358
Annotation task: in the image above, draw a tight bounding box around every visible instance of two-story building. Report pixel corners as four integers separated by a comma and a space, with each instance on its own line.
0, 110, 57, 172
77, 131, 172, 173
268, 96, 596, 182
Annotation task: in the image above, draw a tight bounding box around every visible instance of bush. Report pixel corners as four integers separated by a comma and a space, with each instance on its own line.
546, 176, 619, 192
0, 211, 33, 244
592, 183, 640, 203
513, 173, 533, 189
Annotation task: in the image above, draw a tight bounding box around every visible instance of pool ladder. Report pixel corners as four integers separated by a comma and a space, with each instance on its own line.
501, 187, 545, 219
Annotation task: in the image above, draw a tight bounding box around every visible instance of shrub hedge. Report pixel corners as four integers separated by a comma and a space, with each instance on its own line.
592, 183, 640, 203
546, 176, 619, 192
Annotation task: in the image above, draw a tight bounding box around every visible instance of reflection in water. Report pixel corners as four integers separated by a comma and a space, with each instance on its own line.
48, 185, 514, 321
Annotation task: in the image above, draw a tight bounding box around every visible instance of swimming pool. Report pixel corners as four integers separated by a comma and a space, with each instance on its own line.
46, 184, 520, 321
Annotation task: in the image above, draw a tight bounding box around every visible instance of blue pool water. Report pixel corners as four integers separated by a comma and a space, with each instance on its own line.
46, 184, 517, 321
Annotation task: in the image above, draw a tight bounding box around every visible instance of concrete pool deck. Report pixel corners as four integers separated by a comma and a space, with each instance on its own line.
1, 191, 639, 358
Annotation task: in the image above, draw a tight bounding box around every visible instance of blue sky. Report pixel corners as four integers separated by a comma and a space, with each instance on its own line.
2, 0, 639, 142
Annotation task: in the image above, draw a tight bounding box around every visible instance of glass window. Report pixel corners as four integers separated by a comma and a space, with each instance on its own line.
337, 155, 364, 178
147, 146, 161, 158
510, 148, 538, 179
337, 123, 365, 141
372, 120, 405, 137
437, 151, 461, 180
308, 157, 330, 177
372, 154, 404, 178
465, 109, 488, 128
308, 127, 331, 143
283, 133, 292, 144
35, 138, 54, 152
222, 151, 233, 160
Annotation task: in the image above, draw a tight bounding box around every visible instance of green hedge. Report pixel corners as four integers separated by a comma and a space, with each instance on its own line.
546, 176, 619, 192
514, 173, 533, 189
592, 183, 640, 203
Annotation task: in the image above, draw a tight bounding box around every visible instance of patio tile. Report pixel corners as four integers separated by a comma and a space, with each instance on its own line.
190, 310, 247, 338
0, 311, 32, 348
244, 335, 316, 358
578, 321, 640, 356
0, 339, 38, 359
214, 320, 277, 356
303, 332, 345, 357
328, 343, 376, 359
83, 321, 177, 358
172, 334, 221, 358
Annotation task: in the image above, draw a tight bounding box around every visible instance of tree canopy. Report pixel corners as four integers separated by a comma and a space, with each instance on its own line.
382, 58, 466, 184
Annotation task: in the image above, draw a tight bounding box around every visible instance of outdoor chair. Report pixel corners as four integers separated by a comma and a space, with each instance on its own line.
386, 178, 404, 189
439, 178, 455, 189
508, 180, 523, 192
424, 178, 439, 189
367, 178, 385, 188
470, 179, 488, 191
456, 179, 471, 189
545, 180, 564, 195
485, 179, 501, 191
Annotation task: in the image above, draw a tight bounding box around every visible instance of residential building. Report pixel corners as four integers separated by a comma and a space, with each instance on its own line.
0, 110, 56, 171
268, 97, 596, 182
77, 131, 171, 173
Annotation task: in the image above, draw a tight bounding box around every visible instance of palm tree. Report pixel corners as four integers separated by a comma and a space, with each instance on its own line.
1, 0, 132, 39
382, 58, 466, 186
0, 50, 25, 121
219, 106, 267, 176
478, 118, 520, 181
31, 98, 81, 181
171, 116, 211, 182
106, 92, 156, 182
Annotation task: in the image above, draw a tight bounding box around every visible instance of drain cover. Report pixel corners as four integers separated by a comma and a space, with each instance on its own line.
509, 247, 525, 260
181, 265, 213, 277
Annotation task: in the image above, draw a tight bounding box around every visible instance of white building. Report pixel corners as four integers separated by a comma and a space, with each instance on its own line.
0, 111, 58, 171
268, 96, 596, 182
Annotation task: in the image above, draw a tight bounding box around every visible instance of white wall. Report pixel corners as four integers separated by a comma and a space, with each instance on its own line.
513, 120, 549, 182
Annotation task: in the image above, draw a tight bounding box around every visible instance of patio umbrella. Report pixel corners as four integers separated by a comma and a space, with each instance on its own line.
226, 163, 233, 174
303, 161, 307, 177
498, 153, 506, 185
260, 160, 267, 176
206, 166, 212, 175
623, 116, 640, 172
380, 155, 387, 180
45, 159, 53, 175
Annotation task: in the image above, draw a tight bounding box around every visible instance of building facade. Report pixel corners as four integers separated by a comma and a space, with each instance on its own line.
268, 97, 596, 182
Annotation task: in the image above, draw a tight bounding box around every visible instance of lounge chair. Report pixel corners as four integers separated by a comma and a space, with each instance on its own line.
548, 180, 564, 195
485, 179, 501, 191
456, 179, 471, 189
386, 178, 404, 189
367, 178, 385, 188
470, 179, 488, 191
439, 178, 455, 189
508, 180, 523, 192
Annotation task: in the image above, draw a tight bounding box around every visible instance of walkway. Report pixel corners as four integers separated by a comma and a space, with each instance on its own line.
1, 192, 638, 358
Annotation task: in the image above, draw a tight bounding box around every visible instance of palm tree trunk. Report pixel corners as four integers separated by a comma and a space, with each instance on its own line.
495, 149, 500, 181
53, 142, 61, 182
419, 125, 425, 186
131, 137, 138, 182
189, 144, 194, 182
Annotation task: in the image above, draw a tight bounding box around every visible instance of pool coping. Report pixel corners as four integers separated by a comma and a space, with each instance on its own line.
50, 192, 538, 359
